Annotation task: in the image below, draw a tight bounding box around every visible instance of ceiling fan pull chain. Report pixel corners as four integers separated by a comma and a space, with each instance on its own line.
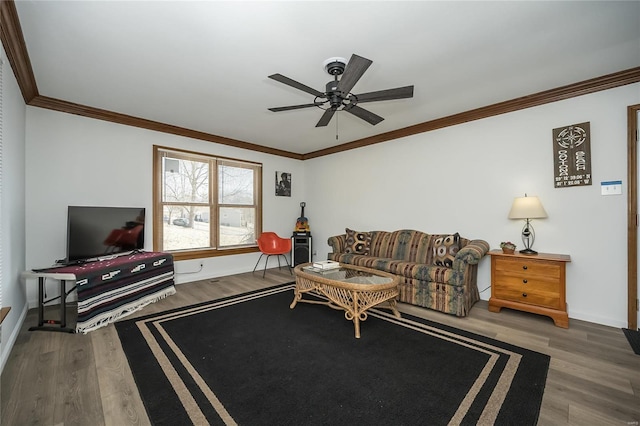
335, 111, 339, 140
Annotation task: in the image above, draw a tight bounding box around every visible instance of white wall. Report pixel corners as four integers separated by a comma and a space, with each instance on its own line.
24, 107, 305, 306
1, 45, 27, 372
305, 83, 640, 328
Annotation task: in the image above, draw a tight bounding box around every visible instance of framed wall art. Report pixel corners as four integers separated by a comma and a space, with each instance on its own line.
276, 171, 291, 197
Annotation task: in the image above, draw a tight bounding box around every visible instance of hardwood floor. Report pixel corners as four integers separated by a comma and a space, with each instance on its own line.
2, 268, 639, 425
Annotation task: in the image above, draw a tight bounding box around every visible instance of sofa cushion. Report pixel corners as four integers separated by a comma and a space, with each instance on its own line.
344, 228, 372, 255
327, 253, 455, 285
433, 233, 460, 267
369, 230, 433, 263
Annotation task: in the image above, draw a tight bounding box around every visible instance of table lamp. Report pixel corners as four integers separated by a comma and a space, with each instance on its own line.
508, 194, 547, 255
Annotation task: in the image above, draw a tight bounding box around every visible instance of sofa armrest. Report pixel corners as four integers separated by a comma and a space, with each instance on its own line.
452, 239, 490, 270
447, 239, 489, 289
327, 234, 347, 254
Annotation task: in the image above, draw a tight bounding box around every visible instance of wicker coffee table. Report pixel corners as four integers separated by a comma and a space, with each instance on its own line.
291, 263, 401, 338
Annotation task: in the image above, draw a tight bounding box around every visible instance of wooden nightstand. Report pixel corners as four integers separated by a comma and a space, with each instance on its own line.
488, 250, 571, 328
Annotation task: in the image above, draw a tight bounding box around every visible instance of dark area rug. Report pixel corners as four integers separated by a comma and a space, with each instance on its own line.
623, 328, 640, 355
115, 284, 550, 425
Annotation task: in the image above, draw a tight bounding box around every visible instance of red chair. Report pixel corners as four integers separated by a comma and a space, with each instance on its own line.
252, 232, 292, 278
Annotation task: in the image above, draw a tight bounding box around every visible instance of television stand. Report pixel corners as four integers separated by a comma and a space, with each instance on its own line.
22, 251, 175, 334
22, 271, 76, 333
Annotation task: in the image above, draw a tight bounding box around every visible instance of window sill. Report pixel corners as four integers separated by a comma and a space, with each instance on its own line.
0, 307, 11, 325
168, 246, 260, 262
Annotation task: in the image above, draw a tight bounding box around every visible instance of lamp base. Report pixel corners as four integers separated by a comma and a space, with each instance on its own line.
519, 248, 538, 255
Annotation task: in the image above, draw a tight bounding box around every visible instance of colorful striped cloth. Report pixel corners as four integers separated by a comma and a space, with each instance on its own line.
42, 251, 176, 333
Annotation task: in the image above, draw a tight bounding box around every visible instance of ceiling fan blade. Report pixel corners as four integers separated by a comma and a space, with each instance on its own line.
268, 74, 324, 97
269, 103, 321, 112
336, 54, 372, 96
344, 105, 384, 125
315, 108, 336, 127
354, 85, 414, 103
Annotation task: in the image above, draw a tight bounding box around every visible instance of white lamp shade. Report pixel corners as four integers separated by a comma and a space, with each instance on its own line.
508, 196, 548, 219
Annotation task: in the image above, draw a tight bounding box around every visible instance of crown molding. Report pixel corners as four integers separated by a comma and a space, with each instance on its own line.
0, 0, 38, 102
29, 96, 304, 160
302, 66, 640, 159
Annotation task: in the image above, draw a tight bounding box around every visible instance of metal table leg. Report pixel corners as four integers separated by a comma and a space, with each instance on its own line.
29, 278, 75, 333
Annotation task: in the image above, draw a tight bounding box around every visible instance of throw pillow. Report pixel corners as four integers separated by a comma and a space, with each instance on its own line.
345, 228, 372, 255
433, 233, 460, 267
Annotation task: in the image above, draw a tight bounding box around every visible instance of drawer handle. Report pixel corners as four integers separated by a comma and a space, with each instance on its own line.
522, 293, 527, 297
522, 265, 528, 270
523, 279, 528, 284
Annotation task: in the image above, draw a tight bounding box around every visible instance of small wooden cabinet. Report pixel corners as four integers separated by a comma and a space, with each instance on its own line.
488, 250, 571, 328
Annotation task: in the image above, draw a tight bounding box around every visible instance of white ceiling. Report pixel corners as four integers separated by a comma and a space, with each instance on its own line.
13, 1, 640, 155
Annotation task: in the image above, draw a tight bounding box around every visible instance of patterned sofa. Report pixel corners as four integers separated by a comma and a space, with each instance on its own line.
327, 229, 490, 317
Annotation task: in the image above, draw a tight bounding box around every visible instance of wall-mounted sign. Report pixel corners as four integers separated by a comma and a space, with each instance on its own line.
552, 121, 592, 188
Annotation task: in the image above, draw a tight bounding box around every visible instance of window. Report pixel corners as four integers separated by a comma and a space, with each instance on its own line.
154, 146, 262, 261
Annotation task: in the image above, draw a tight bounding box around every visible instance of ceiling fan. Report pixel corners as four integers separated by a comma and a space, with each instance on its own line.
268, 54, 414, 128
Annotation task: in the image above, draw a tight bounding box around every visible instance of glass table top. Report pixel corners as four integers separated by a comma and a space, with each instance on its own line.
301, 265, 394, 285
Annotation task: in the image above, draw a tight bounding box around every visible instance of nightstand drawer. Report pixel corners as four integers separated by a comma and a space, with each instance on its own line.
494, 257, 561, 280
493, 274, 560, 294
493, 282, 561, 309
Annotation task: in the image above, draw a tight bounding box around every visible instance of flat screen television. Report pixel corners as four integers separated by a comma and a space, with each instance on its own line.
66, 206, 145, 262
